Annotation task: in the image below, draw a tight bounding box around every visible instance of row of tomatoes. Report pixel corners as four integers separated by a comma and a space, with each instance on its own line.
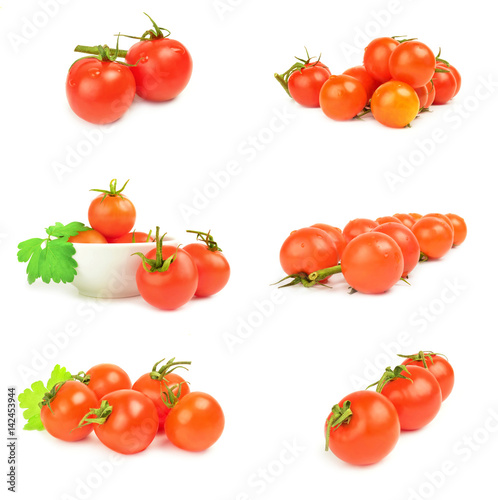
38, 359, 224, 455
325, 351, 454, 465
278, 213, 467, 294
276, 37, 461, 128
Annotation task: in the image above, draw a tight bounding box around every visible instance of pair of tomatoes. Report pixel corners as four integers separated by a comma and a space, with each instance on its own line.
278, 212, 466, 294
40, 360, 225, 454
66, 14, 192, 124
325, 351, 454, 465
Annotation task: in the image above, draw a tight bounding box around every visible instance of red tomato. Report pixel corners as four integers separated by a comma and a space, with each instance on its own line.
363, 37, 400, 83
164, 392, 225, 451
280, 227, 338, 276
91, 390, 159, 455
125, 15, 192, 102
88, 180, 136, 239
311, 224, 347, 260
341, 232, 404, 294
389, 41, 435, 88
413, 85, 428, 108
343, 218, 378, 244
66, 56, 136, 124
432, 64, 457, 105
319, 75, 368, 121
393, 213, 417, 229
425, 81, 436, 107
108, 231, 154, 243
376, 216, 402, 225
448, 64, 462, 96
371, 81, 420, 128
343, 65, 381, 100
373, 222, 420, 277
401, 352, 454, 401
424, 213, 454, 239
287, 62, 331, 107
445, 213, 467, 246
324, 391, 399, 465
412, 217, 453, 259
377, 366, 442, 430
40, 381, 98, 442
68, 229, 107, 244
84, 364, 132, 399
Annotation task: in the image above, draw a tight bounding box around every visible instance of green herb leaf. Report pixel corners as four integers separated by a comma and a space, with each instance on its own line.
47, 221, 88, 239
18, 365, 72, 431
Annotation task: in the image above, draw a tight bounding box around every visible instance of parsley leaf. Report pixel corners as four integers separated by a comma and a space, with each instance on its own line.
17, 222, 89, 284
18, 365, 73, 431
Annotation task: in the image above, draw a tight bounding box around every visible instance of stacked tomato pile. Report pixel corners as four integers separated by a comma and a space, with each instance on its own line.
325, 351, 454, 465
19, 359, 224, 455
275, 38, 461, 128
278, 213, 467, 293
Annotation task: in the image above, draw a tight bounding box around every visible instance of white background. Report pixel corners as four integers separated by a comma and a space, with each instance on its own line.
1, 0, 498, 499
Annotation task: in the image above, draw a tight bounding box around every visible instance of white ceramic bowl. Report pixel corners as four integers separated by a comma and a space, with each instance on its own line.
71, 236, 178, 298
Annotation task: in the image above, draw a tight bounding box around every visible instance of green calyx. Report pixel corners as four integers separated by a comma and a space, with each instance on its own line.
160, 381, 189, 409
71, 371, 91, 385
367, 365, 413, 393
434, 48, 450, 71
38, 382, 67, 414
90, 178, 130, 202
398, 351, 447, 369
77, 400, 113, 428
149, 357, 191, 381
324, 400, 353, 451
117, 12, 171, 42
186, 230, 222, 252
272, 265, 342, 289
391, 35, 417, 43
133, 227, 179, 273
71, 35, 135, 68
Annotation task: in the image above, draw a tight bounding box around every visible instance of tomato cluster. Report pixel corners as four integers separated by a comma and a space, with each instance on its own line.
275, 39, 461, 128
36, 359, 224, 455
325, 351, 454, 465
67, 13, 192, 124
278, 213, 467, 294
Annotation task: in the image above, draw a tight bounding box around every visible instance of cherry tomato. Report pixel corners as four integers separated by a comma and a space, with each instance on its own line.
280, 227, 338, 276
393, 213, 417, 229
389, 41, 435, 88
445, 213, 467, 246
319, 75, 368, 121
287, 62, 331, 107
448, 64, 462, 96
343, 65, 381, 100
324, 391, 399, 465
409, 212, 423, 221
125, 15, 192, 102
84, 364, 132, 399
108, 231, 154, 243
311, 224, 347, 260
91, 390, 159, 455
413, 85, 428, 109
412, 217, 453, 259
88, 180, 136, 240
40, 381, 98, 442
424, 213, 454, 239
68, 229, 107, 244
66, 55, 136, 124
376, 216, 402, 225
341, 232, 404, 294
425, 81, 436, 107
373, 222, 420, 277
363, 37, 400, 83
371, 81, 420, 128
432, 64, 457, 105
378, 366, 442, 430
343, 218, 378, 244
164, 392, 225, 451
401, 352, 454, 401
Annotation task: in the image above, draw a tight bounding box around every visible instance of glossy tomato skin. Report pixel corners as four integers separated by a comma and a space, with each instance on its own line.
371, 81, 420, 128
393, 213, 417, 229
136, 245, 198, 310
66, 59, 136, 124
413, 85, 429, 108
183, 243, 230, 297
373, 222, 420, 277
126, 38, 192, 102
319, 75, 368, 121
85, 364, 132, 399
448, 64, 462, 96
425, 81, 436, 107
409, 212, 423, 221
325, 391, 400, 465
108, 232, 154, 243
164, 392, 224, 451
288, 63, 331, 107
311, 224, 347, 260
402, 356, 454, 401
424, 213, 454, 239
88, 194, 136, 240
343, 65, 381, 100
280, 227, 338, 275
363, 37, 400, 83
389, 41, 435, 88
40, 381, 98, 442
412, 217, 453, 259
343, 218, 379, 244
376, 216, 402, 225
68, 229, 108, 244
94, 390, 159, 454
432, 65, 457, 105
380, 366, 442, 430
133, 373, 190, 428
341, 232, 404, 294
445, 213, 467, 246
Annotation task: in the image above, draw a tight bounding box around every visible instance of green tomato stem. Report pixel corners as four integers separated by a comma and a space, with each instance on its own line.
74, 45, 128, 58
